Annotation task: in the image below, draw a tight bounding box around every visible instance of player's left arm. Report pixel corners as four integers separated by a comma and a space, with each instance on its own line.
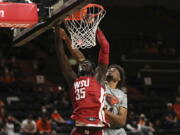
95, 28, 110, 84
54, 27, 76, 87
105, 94, 128, 127
59, 28, 86, 62
105, 107, 127, 127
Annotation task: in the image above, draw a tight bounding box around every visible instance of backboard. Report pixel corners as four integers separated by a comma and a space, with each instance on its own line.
13, 0, 93, 47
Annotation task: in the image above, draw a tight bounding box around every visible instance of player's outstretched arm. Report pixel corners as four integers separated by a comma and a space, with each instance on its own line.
105, 106, 127, 127
97, 28, 110, 65
59, 28, 86, 63
105, 93, 128, 127
54, 26, 76, 86
95, 28, 110, 83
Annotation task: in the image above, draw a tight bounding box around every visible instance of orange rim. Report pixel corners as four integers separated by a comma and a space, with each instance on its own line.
65, 3, 104, 20
84, 3, 104, 17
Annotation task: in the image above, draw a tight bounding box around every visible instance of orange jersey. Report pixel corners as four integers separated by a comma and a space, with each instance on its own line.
51, 113, 62, 121
36, 119, 51, 133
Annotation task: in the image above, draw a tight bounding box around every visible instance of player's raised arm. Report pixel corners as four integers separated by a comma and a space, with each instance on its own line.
54, 26, 76, 87
95, 28, 110, 84
59, 28, 86, 63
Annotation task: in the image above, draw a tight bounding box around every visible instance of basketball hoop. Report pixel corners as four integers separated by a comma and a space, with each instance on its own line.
64, 3, 106, 49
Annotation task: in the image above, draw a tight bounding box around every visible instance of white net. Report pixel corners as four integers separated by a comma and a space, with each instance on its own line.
64, 4, 106, 49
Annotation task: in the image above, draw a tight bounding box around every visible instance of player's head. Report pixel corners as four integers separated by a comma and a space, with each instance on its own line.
106, 64, 125, 89
27, 115, 33, 122
78, 59, 95, 76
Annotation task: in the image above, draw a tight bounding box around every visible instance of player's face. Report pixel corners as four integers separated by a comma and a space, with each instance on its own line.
106, 67, 120, 82
78, 60, 94, 75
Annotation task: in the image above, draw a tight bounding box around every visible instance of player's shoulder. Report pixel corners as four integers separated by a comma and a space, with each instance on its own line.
116, 89, 127, 97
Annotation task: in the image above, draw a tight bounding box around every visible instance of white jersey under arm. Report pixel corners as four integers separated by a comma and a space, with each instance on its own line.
104, 85, 128, 135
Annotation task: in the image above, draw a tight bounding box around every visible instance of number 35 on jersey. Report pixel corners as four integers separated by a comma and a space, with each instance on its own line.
74, 78, 90, 100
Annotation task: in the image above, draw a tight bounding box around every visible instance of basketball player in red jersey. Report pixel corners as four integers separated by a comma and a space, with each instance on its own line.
59, 28, 128, 135
55, 26, 110, 135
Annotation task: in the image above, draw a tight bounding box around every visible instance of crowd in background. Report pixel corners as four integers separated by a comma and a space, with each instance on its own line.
0, 0, 180, 134
0, 42, 179, 135
0, 99, 73, 135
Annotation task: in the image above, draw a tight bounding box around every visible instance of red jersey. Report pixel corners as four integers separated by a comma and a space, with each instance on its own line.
71, 76, 107, 126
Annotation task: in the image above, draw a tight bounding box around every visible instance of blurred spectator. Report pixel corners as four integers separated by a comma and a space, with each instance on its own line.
144, 42, 159, 55
0, 122, 5, 135
140, 120, 155, 135
144, 77, 152, 86
154, 120, 163, 135
126, 112, 142, 135
0, 99, 5, 135
0, 58, 6, 69
60, 91, 70, 109
51, 109, 66, 132
41, 106, 48, 114
173, 95, 180, 128
163, 103, 177, 129
0, 100, 5, 135
2, 67, 15, 83
138, 114, 146, 126
21, 115, 37, 135
36, 75, 45, 85
174, 96, 180, 120
36, 115, 52, 135
51, 109, 66, 124
32, 59, 39, 72
4, 115, 20, 135
0, 99, 5, 118
8, 56, 22, 81
138, 114, 155, 135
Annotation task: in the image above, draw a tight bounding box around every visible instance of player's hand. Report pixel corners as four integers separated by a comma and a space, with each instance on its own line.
86, 15, 95, 24
59, 28, 68, 40
103, 105, 107, 110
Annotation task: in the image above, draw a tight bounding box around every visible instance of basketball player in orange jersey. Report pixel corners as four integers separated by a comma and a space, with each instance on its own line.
55, 26, 110, 135
59, 28, 128, 135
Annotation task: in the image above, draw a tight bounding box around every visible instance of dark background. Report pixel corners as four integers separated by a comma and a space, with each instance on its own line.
0, 0, 180, 135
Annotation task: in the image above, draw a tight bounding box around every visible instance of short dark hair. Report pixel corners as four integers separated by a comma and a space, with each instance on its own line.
78, 59, 96, 76
28, 115, 33, 119
108, 64, 126, 89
